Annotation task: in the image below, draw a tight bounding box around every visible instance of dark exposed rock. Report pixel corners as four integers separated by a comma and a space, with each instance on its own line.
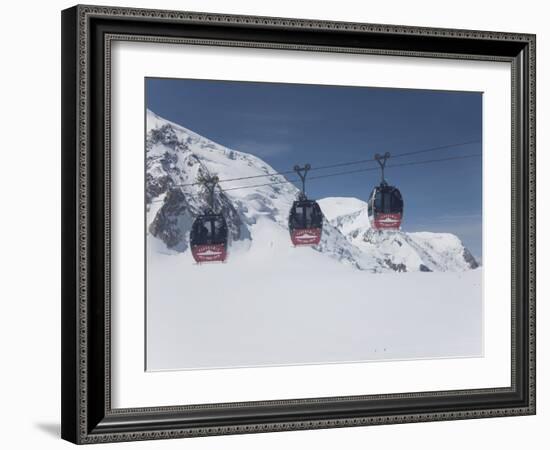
146, 172, 172, 204
384, 259, 407, 272
149, 189, 193, 251
462, 247, 479, 269
149, 124, 181, 148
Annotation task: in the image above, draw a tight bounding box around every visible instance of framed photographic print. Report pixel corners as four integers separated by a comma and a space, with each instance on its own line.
61, 4, 536, 444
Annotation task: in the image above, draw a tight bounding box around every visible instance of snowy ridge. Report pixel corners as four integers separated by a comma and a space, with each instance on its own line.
146, 110, 477, 272
316, 197, 368, 221
320, 197, 478, 272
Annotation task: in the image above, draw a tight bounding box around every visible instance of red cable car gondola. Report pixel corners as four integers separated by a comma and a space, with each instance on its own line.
367, 183, 403, 230
189, 175, 228, 263
367, 152, 404, 231
190, 212, 228, 263
289, 197, 323, 246
288, 164, 323, 246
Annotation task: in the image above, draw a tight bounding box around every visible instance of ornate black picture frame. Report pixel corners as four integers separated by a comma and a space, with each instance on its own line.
61, 4, 536, 444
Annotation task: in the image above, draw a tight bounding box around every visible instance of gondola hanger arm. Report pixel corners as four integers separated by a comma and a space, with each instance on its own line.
374, 152, 391, 184
293, 164, 311, 197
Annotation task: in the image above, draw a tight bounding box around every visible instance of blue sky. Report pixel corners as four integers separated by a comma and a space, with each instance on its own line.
146, 78, 482, 260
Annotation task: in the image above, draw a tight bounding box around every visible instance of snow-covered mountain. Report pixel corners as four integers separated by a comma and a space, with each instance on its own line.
319, 197, 478, 272
146, 110, 478, 273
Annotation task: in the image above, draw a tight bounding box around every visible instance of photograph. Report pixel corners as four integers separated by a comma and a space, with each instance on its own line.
145, 78, 483, 371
